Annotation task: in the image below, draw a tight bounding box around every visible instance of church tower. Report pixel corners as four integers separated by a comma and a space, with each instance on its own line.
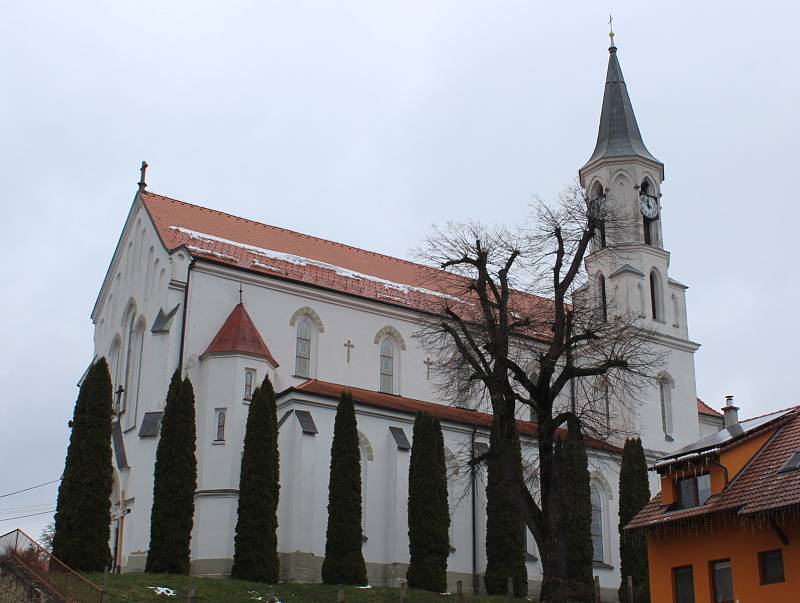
580, 33, 700, 454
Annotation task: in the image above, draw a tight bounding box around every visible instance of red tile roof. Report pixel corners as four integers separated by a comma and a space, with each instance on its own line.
285, 379, 622, 453
201, 303, 278, 367
140, 190, 552, 322
627, 407, 800, 530
697, 398, 722, 417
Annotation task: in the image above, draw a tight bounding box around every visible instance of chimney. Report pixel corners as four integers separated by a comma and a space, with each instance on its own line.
723, 395, 739, 428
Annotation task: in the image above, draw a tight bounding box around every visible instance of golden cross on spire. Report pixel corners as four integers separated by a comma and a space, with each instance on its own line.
608, 13, 616, 48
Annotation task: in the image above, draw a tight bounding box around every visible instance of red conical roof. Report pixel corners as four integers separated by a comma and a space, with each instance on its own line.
201, 303, 278, 367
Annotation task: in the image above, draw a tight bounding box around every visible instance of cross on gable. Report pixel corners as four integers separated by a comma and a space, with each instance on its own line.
344, 339, 355, 363
423, 357, 434, 380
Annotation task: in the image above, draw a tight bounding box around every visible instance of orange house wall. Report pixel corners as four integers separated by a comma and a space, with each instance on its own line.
646, 517, 799, 603
719, 429, 776, 481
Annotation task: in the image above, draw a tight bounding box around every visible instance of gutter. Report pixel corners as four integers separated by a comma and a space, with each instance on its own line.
177, 258, 196, 375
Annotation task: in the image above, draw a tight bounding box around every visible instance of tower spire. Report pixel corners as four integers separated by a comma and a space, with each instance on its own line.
580, 33, 662, 174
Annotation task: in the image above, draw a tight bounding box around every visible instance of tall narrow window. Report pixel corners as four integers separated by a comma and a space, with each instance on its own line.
599, 274, 608, 323
244, 369, 255, 400
591, 182, 606, 248
659, 376, 674, 438
295, 320, 312, 378
121, 311, 137, 414
711, 559, 734, 603
590, 484, 604, 562
673, 566, 695, 603
379, 339, 394, 393
358, 432, 373, 539
650, 271, 661, 320
214, 409, 226, 442
640, 181, 656, 246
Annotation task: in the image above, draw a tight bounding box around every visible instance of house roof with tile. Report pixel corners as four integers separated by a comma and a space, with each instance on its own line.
283, 379, 622, 454
140, 190, 553, 326
201, 302, 279, 367
696, 398, 722, 417
627, 406, 800, 530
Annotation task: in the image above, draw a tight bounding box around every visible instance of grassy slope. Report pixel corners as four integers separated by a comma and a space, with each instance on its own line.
84, 573, 530, 603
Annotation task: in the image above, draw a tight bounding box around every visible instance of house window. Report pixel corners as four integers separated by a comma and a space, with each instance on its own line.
379, 338, 395, 393
244, 369, 255, 401
711, 559, 734, 603
590, 483, 604, 562
295, 320, 312, 378
673, 566, 695, 603
214, 409, 226, 442
678, 474, 711, 509
759, 549, 784, 584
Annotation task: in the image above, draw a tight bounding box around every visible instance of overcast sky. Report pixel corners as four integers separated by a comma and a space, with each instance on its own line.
2, 1, 798, 540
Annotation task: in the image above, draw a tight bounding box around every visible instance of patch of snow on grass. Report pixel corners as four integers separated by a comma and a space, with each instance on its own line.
147, 586, 177, 597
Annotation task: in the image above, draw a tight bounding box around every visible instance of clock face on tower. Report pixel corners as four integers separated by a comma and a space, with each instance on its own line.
639, 193, 659, 219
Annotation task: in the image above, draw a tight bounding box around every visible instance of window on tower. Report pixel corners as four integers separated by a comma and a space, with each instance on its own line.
640, 180, 658, 246
591, 182, 606, 248
599, 274, 608, 323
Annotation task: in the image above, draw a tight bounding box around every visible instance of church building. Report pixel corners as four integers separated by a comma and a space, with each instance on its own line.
90, 37, 711, 595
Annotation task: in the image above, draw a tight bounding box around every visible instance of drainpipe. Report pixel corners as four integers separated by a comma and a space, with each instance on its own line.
471, 427, 478, 594
177, 258, 195, 376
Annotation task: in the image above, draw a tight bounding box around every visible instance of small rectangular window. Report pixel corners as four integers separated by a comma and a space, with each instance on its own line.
214, 408, 226, 442
711, 559, 734, 603
244, 369, 256, 401
673, 565, 695, 603
759, 549, 784, 584
779, 451, 800, 474
678, 474, 711, 509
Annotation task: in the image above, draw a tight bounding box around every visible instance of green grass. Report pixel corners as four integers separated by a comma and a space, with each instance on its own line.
84, 572, 535, 602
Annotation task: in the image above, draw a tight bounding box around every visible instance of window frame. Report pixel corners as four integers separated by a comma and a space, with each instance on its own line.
672, 565, 695, 603
758, 549, 785, 585
677, 473, 711, 509
709, 558, 734, 603
294, 318, 313, 378
379, 337, 395, 394
658, 374, 674, 439
590, 483, 605, 563
244, 369, 256, 401
214, 408, 226, 443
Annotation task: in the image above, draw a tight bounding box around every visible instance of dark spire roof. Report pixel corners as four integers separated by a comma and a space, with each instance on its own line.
201, 302, 279, 367
582, 41, 661, 171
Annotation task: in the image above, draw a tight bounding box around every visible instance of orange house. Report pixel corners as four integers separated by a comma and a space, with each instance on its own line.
627, 403, 800, 603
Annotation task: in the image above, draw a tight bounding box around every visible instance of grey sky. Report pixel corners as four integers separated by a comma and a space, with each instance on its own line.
2, 1, 798, 539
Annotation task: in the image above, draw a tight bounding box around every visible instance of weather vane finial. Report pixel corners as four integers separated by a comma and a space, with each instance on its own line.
608, 13, 616, 48
138, 161, 148, 191
239, 283, 243, 304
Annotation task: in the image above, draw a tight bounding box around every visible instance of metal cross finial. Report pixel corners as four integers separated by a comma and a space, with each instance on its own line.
423, 357, 434, 380
138, 161, 148, 191
344, 339, 354, 363
239, 283, 243, 304
608, 14, 616, 47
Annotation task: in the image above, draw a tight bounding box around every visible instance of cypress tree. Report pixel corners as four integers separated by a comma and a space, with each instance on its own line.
146, 372, 197, 574
484, 417, 527, 597
231, 377, 280, 582
321, 390, 367, 585
618, 438, 651, 603
52, 358, 114, 571
552, 436, 594, 602
406, 412, 450, 593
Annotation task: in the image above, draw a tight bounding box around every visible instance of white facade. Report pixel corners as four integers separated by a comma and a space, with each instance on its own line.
90, 43, 708, 596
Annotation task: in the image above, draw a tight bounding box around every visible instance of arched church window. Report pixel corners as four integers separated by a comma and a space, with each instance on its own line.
599, 274, 608, 323
358, 431, 373, 539
109, 337, 122, 411
591, 182, 606, 248
650, 270, 662, 321
295, 320, 312, 378
658, 373, 674, 439
590, 483, 605, 562
215, 408, 226, 442
379, 338, 395, 393
123, 314, 145, 430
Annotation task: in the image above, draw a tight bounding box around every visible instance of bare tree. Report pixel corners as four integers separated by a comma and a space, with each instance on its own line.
415, 185, 661, 602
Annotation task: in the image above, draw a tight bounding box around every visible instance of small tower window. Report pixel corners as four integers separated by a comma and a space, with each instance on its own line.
591, 182, 606, 248
640, 181, 658, 246
658, 373, 674, 439
379, 338, 395, 394
650, 270, 663, 320
599, 274, 608, 323
244, 369, 255, 401
214, 408, 226, 442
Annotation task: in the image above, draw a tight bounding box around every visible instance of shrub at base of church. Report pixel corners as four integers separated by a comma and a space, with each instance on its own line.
231, 378, 281, 582
483, 418, 527, 597
52, 358, 114, 572
552, 436, 594, 602
321, 390, 367, 585
146, 372, 197, 575
406, 412, 450, 593
618, 437, 651, 603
